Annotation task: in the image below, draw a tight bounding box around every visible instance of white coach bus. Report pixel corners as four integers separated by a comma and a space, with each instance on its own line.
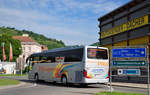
27, 46, 109, 85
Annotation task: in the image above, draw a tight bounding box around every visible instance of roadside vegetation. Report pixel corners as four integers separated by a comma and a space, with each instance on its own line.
0, 34, 22, 61
0, 74, 28, 76
94, 91, 147, 95
0, 79, 20, 86
90, 42, 100, 46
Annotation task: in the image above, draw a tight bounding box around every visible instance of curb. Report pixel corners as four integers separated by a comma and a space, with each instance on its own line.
107, 82, 147, 89
0, 82, 26, 90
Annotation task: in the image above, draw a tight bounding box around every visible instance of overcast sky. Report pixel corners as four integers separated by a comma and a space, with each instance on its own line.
0, 0, 131, 45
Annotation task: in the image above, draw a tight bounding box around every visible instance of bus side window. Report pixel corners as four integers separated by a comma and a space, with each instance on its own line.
47, 56, 55, 63
33, 56, 40, 63
40, 56, 48, 63
64, 49, 83, 62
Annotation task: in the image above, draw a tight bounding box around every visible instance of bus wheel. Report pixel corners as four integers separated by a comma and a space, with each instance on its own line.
61, 75, 68, 86
34, 74, 39, 82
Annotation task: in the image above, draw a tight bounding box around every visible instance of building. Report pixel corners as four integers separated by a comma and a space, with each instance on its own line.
98, 0, 149, 82
13, 34, 45, 70
0, 62, 16, 74
99, 0, 149, 48
41, 45, 48, 51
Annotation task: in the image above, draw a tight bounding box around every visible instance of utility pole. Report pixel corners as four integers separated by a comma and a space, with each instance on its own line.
147, 46, 149, 95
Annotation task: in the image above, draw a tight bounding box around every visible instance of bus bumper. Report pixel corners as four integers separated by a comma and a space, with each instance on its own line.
84, 79, 109, 84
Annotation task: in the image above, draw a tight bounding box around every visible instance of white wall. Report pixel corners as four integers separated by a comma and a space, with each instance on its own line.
22, 44, 41, 58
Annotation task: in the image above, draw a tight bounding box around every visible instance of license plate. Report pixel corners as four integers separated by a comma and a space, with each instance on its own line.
91, 68, 104, 74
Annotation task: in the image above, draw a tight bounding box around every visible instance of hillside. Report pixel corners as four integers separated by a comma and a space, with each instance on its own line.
90, 42, 100, 46
0, 26, 65, 49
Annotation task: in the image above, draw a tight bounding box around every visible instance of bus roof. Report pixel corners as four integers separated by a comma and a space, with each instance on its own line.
29, 45, 108, 57
30, 45, 84, 57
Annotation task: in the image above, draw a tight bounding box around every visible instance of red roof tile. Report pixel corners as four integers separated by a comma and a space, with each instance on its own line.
13, 36, 35, 42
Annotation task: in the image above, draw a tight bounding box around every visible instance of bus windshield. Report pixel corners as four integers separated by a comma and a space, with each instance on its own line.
87, 48, 108, 59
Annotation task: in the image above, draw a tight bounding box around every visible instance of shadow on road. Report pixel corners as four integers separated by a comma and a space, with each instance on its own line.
20, 79, 105, 89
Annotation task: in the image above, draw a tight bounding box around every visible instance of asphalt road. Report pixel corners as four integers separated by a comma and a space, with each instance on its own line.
0, 76, 148, 95
0, 81, 109, 95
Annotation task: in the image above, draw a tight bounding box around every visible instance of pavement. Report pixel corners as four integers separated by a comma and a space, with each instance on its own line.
0, 75, 148, 89
0, 80, 148, 90
0, 76, 148, 95
107, 82, 147, 89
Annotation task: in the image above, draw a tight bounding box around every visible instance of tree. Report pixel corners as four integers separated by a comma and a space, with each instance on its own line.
90, 42, 100, 46
0, 34, 22, 62
0, 26, 66, 49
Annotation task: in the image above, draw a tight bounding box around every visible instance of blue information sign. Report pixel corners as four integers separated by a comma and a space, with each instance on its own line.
112, 48, 146, 58
122, 69, 140, 75
113, 61, 146, 66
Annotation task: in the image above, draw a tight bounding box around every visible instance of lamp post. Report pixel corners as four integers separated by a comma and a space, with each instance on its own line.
21, 55, 25, 75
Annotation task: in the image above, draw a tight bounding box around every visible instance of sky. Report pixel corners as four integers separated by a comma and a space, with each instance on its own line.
0, 0, 131, 45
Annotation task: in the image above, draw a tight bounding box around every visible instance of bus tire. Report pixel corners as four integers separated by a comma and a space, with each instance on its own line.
34, 73, 39, 82
61, 75, 68, 86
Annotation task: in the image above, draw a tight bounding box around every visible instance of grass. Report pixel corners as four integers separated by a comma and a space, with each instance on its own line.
0, 79, 20, 86
0, 74, 28, 76
94, 91, 147, 95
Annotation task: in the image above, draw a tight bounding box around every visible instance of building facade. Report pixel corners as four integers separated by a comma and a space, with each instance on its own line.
13, 34, 46, 70
99, 0, 149, 48
98, 0, 149, 82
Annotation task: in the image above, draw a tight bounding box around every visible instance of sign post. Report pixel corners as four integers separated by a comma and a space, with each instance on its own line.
147, 46, 150, 95
110, 46, 148, 94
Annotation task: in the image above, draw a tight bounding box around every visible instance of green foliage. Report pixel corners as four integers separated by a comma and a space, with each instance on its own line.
0, 27, 65, 49
90, 42, 100, 46
0, 74, 28, 76
0, 78, 20, 86
21, 30, 65, 49
0, 34, 22, 62
94, 91, 147, 95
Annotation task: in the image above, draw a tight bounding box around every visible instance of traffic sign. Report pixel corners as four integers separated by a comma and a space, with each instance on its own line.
118, 69, 140, 76
112, 48, 146, 58
113, 61, 146, 66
